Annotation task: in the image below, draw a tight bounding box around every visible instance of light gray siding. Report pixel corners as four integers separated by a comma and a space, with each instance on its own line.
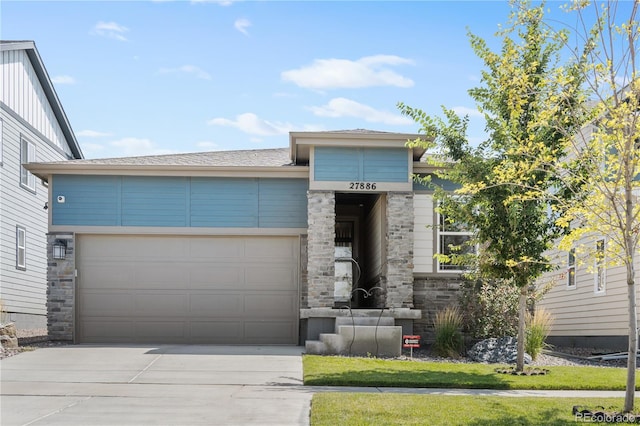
538, 240, 640, 337
1, 49, 72, 156
0, 107, 71, 318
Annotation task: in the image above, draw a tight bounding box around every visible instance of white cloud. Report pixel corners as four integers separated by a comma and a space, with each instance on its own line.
234, 18, 251, 36
309, 98, 413, 125
80, 142, 106, 159
207, 113, 292, 136
77, 130, 112, 138
52, 75, 75, 85
452, 106, 483, 118
92, 21, 129, 41
282, 55, 414, 90
109, 137, 174, 157
158, 65, 212, 80
196, 141, 219, 150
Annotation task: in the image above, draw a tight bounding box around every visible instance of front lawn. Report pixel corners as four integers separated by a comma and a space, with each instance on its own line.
310, 394, 638, 425
303, 355, 630, 390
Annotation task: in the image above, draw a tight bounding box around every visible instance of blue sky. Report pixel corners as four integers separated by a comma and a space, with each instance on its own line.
1, 1, 596, 159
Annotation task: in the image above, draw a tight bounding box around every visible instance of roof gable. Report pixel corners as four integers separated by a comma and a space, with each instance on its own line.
1, 40, 83, 159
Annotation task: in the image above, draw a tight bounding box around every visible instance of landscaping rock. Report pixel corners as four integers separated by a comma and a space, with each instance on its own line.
0, 323, 19, 349
467, 337, 532, 364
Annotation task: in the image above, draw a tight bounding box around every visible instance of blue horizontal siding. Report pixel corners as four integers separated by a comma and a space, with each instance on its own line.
190, 178, 259, 227
52, 175, 308, 228
121, 177, 189, 226
314, 147, 360, 181
363, 148, 408, 182
52, 175, 120, 226
259, 179, 308, 228
314, 146, 409, 182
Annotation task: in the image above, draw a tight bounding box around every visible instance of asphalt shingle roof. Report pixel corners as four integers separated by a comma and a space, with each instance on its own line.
40, 148, 294, 168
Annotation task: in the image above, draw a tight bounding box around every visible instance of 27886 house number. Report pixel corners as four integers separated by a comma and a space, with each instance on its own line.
349, 182, 377, 190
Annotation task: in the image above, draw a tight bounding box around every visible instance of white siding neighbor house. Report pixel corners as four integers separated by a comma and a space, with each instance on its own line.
0, 41, 83, 331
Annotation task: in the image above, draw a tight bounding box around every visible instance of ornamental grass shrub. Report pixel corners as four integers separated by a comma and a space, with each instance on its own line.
434, 306, 464, 358
525, 308, 554, 360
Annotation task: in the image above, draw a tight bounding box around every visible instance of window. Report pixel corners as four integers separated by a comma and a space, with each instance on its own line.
567, 248, 576, 288
20, 137, 36, 191
594, 238, 606, 293
437, 210, 474, 272
16, 226, 26, 270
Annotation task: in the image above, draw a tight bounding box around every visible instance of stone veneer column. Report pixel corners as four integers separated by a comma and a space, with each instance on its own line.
385, 192, 415, 308
47, 233, 75, 341
306, 190, 335, 308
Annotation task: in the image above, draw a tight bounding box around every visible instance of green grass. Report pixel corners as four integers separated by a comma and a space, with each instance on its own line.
310, 394, 638, 425
303, 355, 630, 390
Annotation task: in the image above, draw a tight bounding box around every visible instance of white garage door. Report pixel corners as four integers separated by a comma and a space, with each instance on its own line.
76, 235, 299, 344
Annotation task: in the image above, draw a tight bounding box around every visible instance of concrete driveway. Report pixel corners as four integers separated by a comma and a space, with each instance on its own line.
0, 345, 311, 426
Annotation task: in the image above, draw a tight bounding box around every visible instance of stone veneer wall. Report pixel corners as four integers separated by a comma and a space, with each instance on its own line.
306, 190, 335, 308
413, 276, 465, 343
385, 192, 415, 308
299, 234, 308, 308
47, 233, 75, 341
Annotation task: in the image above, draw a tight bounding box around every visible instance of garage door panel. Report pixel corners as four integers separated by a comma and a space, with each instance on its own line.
244, 294, 296, 314
244, 237, 295, 258
245, 266, 296, 289
133, 264, 190, 289
136, 321, 187, 339
134, 293, 189, 316
189, 266, 243, 288
189, 237, 244, 258
80, 291, 134, 316
81, 320, 136, 342
188, 294, 243, 316
77, 235, 299, 344
190, 321, 243, 340
80, 264, 135, 289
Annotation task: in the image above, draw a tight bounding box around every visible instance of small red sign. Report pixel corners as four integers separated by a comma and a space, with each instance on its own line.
403, 335, 420, 348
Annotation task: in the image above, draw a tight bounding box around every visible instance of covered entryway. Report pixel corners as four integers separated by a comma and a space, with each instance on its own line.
76, 234, 299, 344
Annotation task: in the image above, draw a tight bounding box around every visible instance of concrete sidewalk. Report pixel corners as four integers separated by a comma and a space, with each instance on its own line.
1, 345, 311, 426
1, 344, 626, 426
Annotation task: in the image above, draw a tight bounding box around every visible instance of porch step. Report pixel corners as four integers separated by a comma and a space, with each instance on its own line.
304, 322, 402, 357
334, 316, 396, 333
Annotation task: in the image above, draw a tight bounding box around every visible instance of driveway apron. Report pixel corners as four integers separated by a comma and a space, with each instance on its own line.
0, 345, 310, 426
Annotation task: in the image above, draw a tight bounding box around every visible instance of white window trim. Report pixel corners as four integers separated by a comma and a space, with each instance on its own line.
594, 238, 606, 294
566, 248, 576, 289
436, 210, 474, 273
16, 226, 26, 270
20, 137, 36, 192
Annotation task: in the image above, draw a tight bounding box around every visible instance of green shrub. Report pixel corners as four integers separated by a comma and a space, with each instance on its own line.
434, 306, 464, 358
525, 308, 554, 360
459, 279, 519, 339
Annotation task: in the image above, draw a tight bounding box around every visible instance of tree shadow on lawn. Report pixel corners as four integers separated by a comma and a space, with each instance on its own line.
466, 408, 572, 426
306, 367, 511, 389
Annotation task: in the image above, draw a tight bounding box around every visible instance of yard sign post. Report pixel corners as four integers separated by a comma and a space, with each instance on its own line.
403, 335, 420, 358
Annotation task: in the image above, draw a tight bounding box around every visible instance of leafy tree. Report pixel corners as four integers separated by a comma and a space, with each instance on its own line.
399, 0, 590, 371
545, 0, 639, 412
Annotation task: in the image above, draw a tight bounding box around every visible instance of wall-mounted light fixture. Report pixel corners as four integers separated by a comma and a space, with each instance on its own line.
52, 240, 67, 260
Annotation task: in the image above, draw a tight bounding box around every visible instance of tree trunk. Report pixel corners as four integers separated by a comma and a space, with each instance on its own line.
516, 286, 527, 372
624, 262, 637, 412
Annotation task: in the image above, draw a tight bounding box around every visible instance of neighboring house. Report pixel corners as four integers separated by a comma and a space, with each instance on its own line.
0, 41, 83, 330
537, 109, 640, 351
538, 237, 639, 350
26, 130, 465, 345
